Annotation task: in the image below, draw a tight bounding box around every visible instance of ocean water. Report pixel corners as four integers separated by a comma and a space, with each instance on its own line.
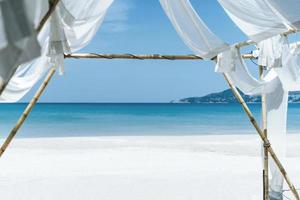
0, 103, 299, 138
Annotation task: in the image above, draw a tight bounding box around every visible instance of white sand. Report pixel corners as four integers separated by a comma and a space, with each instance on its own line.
0, 134, 300, 200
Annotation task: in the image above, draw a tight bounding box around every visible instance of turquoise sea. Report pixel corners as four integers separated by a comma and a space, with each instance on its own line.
0, 103, 300, 138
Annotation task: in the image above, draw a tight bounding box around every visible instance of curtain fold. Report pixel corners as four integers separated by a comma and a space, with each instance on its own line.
0, 0, 45, 93
218, 0, 300, 42
0, 0, 114, 102
216, 38, 292, 200
160, 0, 229, 59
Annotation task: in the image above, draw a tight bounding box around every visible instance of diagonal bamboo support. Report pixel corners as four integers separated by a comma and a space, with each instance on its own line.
223, 73, 300, 200
0, 68, 56, 157
259, 66, 269, 200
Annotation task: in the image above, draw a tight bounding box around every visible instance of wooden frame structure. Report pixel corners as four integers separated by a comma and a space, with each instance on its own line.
0, 2, 299, 200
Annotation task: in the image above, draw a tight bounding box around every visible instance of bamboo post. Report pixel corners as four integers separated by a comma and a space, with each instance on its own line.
260, 66, 269, 200
223, 73, 300, 200
0, 68, 56, 157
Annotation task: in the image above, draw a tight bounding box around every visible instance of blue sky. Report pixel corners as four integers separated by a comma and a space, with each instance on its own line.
23, 0, 254, 103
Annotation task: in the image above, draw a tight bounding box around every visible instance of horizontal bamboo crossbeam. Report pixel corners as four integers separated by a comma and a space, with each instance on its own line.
65, 53, 255, 60
65, 53, 203, 60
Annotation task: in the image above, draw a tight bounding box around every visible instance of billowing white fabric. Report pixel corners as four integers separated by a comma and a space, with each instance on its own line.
0, 0, 46, 93
256, 36, 300, 91
257, 35, 285, 68
0, 0, 114, 102
24, 0, 49, 28
159, 1, 292, 197
257, 36, 300, 91
0, 25, 51, 102
265, 0, 300, 30
218, 0, 300, 42
160, 0, 229, 59
59, 0, 114, 51
48, 9, 70, 75
250, 35, 300, 199
267, 82, 288, 200
264, 37, 300, 199
215, 46, 237, 73
275, 44, 300, 91
47, 0, 114, 74
217, 42, 290, 200
216, 47, 266, 95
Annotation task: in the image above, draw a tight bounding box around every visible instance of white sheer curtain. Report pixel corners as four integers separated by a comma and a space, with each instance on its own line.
275, 44, 300, 91
48, 0, 114, 74
265, 0, 300, 30
159, 2, 290, 198
160, 0, 229, 59
0, 26, 51, 102
218, 0, 300, 42
216, 36, 293, 200
0, 0, 114, 102
216, 47, 264, 95
53, 0, 114, 52
0, 0, 46, 93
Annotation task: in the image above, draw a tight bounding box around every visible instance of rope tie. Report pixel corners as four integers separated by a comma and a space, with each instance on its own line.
263, 141, 271, 148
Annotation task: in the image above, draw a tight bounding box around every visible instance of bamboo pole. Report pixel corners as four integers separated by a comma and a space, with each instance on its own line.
65, 53, 255, 60
259, 65, 269, 200
223, 73, 300, 200
64, 27, 299, 61
65, 53, 203, 60
0, 68, 56, 157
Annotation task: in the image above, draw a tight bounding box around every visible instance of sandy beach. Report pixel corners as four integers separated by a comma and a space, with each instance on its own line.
0, 134, 299, 200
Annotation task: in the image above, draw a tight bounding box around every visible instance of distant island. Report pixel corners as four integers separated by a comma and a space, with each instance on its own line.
177, 89, 300, 103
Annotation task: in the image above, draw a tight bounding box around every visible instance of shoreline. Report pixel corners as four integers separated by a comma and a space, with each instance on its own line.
2, 134, 300, 158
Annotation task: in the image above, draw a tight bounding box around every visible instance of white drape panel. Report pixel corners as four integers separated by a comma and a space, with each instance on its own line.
258, 36, 300, 92
266, 38, 300, 199
0, 25, 51, 102
24, 0, 49, 28
0, 0, 46, 93
0, 0, 114, 102
275, 45, 300, 91
216, 48, 264, 95
159, 3, 291, 196
48, 8, 71, 75
265, 0, 300, 30
48, 0, 114, 74
266, 82, 288, 200
218, 0, 300, 42
257, 35, 286, 69
216, 41, 290, 200
58, 0, 114, 52
159, 0, 229, 59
